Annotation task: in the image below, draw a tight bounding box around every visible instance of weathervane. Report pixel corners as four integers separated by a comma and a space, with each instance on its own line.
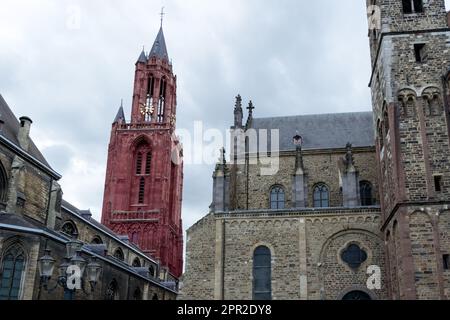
160, 7, 166, 27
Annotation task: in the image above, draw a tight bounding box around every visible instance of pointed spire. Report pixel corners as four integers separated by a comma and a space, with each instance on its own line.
234, 94, 243, 128
137, 47, 147, 64
113, 100, 126, 124
149, 27, 169, 61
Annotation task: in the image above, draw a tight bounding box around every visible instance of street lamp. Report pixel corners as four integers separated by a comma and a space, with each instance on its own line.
37, 249, 56, 289
38, 242, 102, 299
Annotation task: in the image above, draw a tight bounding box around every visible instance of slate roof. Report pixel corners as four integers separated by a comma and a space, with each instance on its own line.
149, 27, 169, 61
250, 111, 375, 151
0, 94, 51, 167
113, 106, 126, 123
136, 49, 147, 64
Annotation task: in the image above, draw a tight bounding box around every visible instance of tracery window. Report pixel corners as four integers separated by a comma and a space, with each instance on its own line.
253, 246, 272, 300
0, 244, 26, 300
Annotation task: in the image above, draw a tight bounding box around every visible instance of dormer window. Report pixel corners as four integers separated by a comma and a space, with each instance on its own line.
402, 0, 423, 14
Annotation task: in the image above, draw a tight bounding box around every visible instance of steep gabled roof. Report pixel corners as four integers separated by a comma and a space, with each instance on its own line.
0, 94, 51, 167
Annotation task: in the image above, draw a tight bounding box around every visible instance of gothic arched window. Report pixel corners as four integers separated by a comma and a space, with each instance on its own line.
360, 181, 373, 206
270, 186, 285, 210
113, 248, 124, 261
0, 244, 26, 300
132, 258, 141, 267
105, 279, 119, 300
91, 236, 103, 244
61, 221, 78, 239
313, 184, 329, 208
253, 246, 272, 300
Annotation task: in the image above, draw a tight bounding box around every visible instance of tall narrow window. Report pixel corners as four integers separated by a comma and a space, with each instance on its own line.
138, 177, 145, 204
253, 246, 271, 300
131, 232, 139, 245
0, 245, 26, 300
443, 254, 449, 270
270, 186, 285, 210
360, 181, 373, 206
157, 78, 166, 123
136, 153, 143, 175
145, 152, 152, 175
434, 175, 443, 192
105, 280, 119, 300
0, 162, 8, 208
145, 76, 154, 122
313, 184, 329, 208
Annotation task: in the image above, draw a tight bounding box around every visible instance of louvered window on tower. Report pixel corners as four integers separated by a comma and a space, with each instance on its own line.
136, 153, 143, 175
138, 178, 145, 204
145, 152, 152, 175
157, 78, 166, 123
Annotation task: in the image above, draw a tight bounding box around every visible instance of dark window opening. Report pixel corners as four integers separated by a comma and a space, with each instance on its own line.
403, 0, 423, 14
136, 153, 143, 175
360, 181, 373, 206
253, 246, 271, 300
132, 258, 141, 267
113, 249, 124, 261
105, 280, 119, 300
342, 290, 372, 300
313, 184, 329, 208
138, 177, 145, 204
91, 236, 103, 244
133, 287, 142, 300
414, 44, 427, 63
341, 244, 368, 269
443, 254, 449, 270
270, 186, 285, 210
61, 221, 78, 239
145, 152, 152, 175
434, 175, 443, 192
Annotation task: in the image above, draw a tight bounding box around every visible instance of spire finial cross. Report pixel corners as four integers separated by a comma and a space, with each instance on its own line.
160, 7, 166, 27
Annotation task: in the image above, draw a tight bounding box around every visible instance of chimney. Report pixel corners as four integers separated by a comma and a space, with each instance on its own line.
18, 116, 32, 151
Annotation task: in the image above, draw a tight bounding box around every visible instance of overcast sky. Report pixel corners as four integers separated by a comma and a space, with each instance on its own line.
1, 0, 449, 236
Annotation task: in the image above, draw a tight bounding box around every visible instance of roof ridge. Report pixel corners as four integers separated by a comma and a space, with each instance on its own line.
253, 110, 373, 121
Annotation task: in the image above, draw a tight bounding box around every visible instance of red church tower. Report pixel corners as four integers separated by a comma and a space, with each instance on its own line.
101, 26, 183, 278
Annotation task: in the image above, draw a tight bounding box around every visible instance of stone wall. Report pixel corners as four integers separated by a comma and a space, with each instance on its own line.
179, 213, 216, 300
182, 208, 387, 300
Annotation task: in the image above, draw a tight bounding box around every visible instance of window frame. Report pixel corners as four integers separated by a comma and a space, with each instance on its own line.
313, 183, 330, 208
269, 186, 285, 210
0, 244, 27, 300
252, 246, 272, 301
359, 181, 374, 206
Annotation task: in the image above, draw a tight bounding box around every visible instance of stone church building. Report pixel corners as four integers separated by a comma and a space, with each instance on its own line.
181, 0, 450, 300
